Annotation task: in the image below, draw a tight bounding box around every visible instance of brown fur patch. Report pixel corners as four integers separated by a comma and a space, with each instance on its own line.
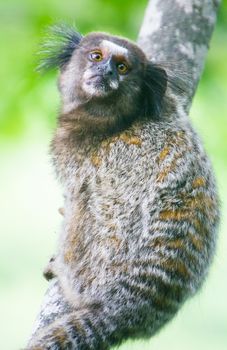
149, 237, 165, 248
64, 249, 75, 263
192, 218, 210, 237
161, 258, 190, 279
71, 319, 87, 337
192, 218, 203, 231
64, 230, 79, 263
153, 295, 176, 311
109, 261, 129, 274
107, 223, 117, 230
183, 193, 215, 218
139, 257, 191, 279
107, 234, 122, 249
188, 232, 203, 251
159, 192, 215, 225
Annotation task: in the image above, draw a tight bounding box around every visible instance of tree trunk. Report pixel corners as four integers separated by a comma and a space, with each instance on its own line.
27, 0, 221, 346
138, 0, 221, 110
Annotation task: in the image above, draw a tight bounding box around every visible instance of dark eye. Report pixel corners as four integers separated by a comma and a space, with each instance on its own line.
117, 62, 129, 75
89, 50, 103, 62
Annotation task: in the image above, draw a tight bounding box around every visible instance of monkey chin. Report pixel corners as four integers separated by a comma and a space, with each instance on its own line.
82, 77, 119, 99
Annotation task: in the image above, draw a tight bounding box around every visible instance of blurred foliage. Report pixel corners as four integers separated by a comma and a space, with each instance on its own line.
0, 0, 227, 350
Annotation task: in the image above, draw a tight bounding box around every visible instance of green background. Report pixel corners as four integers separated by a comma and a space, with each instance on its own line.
0, 0, 226, 349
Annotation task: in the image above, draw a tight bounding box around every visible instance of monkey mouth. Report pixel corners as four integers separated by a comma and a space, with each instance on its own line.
88, 74, 104, 83
89, 74, 112, 88
83, 75, 118, 96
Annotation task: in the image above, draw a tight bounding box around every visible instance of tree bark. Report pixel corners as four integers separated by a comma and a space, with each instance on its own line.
27, 0, 221, 346
138, 0, 220, 110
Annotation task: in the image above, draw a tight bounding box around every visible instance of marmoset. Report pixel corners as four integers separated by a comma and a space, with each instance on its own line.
27, 24, 219, 349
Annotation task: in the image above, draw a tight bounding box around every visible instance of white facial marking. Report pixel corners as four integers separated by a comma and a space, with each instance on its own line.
83, 69, 93, 80
101, 40, 128, 57
82, 81, 96, 95
82, 81, 106, 96
109, 80, 119, 90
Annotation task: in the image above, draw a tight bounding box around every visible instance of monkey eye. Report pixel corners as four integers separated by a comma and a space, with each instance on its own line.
116, 62, 129, 75
89, 50, 103, 62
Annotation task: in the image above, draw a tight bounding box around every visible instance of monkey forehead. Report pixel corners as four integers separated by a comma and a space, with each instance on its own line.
100, 40, 129, 57
81, 33, 147, 64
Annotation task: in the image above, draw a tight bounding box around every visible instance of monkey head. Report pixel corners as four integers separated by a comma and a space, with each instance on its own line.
40, 24, 168, 127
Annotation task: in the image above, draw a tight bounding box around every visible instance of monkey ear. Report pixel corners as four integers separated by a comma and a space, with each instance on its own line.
38, 23, 83, 71
142, 63, 168, 118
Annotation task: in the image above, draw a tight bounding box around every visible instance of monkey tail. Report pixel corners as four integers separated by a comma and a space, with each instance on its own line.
25, 303, 128, 350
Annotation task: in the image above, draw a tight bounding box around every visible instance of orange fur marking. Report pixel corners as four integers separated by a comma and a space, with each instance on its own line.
157, 146, 170, 163
101, 132, 142, 152
91, 154, 102, 167
159, 209, 191, 221
52, 328, 67, 344
184, 193, 215, 219
142, 257, 190, 279
119, 133, 142, 146
162, 259, 190, 278
156, 153, 181, 183
192, 218, 210, 237
156, 167, 171, 183
166, 239, 184, 249
149, 237, 184, 250
188, 233, 203, 251
192, 177, 206, 188
156, 130, 189, 183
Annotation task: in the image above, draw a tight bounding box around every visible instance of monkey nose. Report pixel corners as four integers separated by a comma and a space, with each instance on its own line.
102, 61, 118, 80
105, 66, 114, 76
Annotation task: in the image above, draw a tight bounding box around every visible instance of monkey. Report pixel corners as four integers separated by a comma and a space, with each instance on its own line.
26, 24, 219, 349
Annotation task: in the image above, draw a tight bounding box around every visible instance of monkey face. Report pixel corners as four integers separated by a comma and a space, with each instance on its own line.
80, 39, 138, 98
41, 25, 168, 119
81, 51, 123, 98
71, 33, 148, 103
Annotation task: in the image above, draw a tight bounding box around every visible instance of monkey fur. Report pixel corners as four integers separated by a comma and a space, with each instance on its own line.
27, 24, 219, 349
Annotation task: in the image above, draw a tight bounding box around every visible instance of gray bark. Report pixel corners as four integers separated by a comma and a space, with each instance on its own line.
27, 0, 221, 346
138, 0, 220, 109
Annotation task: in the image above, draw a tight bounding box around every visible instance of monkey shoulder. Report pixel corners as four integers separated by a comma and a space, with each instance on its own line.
94, 119, 207, 179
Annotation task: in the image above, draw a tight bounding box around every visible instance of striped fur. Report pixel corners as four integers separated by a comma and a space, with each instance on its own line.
27, 31, 219, 350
